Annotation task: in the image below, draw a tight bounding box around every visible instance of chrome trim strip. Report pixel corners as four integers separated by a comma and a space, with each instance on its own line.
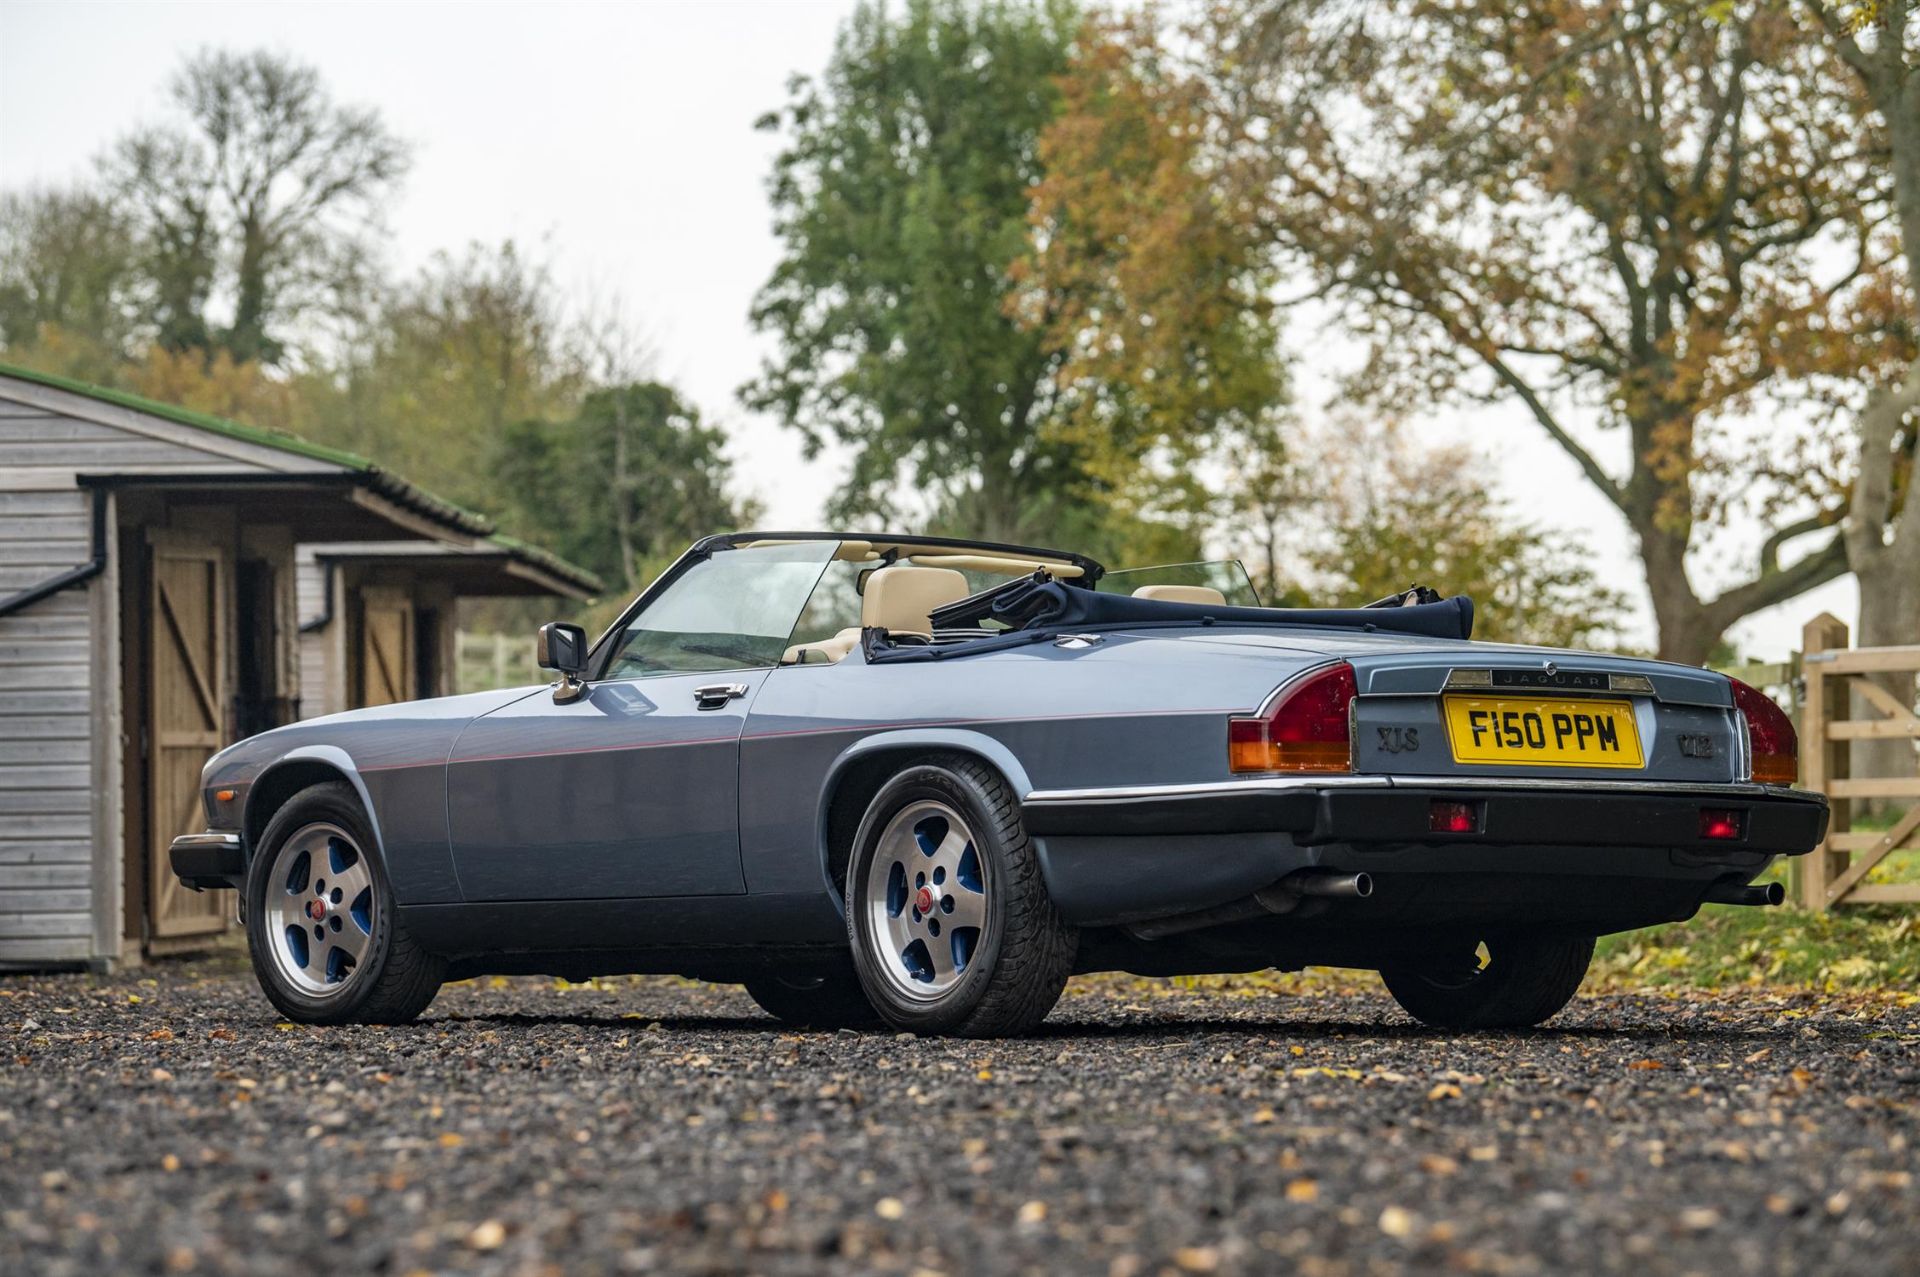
1024, 776, 1392, 804
1378, 777, 1776, 797
171, 832, 242, 850
1023, 777, 1824, 805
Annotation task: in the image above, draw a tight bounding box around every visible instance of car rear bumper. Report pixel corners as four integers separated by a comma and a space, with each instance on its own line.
170, 832, 244, 891
1021, 778, 1827, 930
1022, 776, 1827, 851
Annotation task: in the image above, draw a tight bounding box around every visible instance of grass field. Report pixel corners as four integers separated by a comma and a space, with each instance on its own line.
1581, 805, 1917, 992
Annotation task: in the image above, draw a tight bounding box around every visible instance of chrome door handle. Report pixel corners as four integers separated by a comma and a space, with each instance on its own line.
693, 682, 749, 710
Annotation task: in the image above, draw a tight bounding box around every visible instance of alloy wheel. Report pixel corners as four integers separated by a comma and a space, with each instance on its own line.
263, 821, 375, 996
861, 799, 989, 1001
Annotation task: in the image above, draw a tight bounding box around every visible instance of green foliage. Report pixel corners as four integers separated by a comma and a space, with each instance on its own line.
0, 187, 145, 380
492, 383, 761, 593
745, 1, 1295, 565
296, 241, 585, 511
746, 0, 1084, 546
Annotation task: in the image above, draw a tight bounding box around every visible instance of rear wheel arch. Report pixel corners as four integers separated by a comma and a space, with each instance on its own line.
817, 732, 1033, 899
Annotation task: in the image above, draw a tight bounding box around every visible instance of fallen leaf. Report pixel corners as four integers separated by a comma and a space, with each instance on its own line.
1174, 1246, 1220, 1272
1285, 1178, 1318, 1203
1378, 1206, 1417, 1239
1628, 1059, 1665, 1071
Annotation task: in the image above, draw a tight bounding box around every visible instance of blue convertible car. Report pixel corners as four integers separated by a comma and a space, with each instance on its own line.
172, 531, 1826, 1036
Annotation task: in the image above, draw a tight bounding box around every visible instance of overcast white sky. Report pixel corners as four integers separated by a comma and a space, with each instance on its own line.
0, 0, 1856, 658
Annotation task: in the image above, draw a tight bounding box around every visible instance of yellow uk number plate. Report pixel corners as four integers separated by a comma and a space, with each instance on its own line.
1441, 695, 1645, 769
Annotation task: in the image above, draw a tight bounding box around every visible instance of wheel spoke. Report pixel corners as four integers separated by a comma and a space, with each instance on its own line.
925, 931, 957, 982
331, 917, 372, 963
944, 887, 985, 932
328, 857, 372, 903
927, 828, 969, 874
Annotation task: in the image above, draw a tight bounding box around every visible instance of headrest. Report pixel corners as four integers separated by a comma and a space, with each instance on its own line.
1132, 584, 1226, 606
862, 566, 970, 637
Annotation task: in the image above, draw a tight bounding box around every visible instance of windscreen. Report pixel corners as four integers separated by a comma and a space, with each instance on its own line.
603, 541, 837, 678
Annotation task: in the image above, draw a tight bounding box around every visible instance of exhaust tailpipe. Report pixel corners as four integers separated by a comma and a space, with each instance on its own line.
1126, 871, 1372, 941
1702, 880, 1784, 907
1281, 871, 1373, 899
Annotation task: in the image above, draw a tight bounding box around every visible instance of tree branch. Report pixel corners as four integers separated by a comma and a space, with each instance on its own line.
1702, 530, 1850, 635
1476, 347, 1625, 508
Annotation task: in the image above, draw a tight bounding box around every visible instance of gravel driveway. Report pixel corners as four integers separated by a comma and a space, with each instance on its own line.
3, 960, 1916, 1276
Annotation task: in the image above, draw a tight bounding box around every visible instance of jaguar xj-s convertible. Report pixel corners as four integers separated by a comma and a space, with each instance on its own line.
172, 531, 1827, 1037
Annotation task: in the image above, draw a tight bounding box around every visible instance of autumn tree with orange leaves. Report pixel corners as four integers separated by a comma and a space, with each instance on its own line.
1195, 0, 1912, 663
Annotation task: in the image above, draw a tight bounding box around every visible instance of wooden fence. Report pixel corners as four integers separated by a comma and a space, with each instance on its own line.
1797, 613, 1920, 909
454, 630, 539, 694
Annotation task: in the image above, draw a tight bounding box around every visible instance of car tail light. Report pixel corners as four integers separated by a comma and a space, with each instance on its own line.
1229, 662, 1357, 773
1698, 808, 1745, 841
1729, 678, 1797, 786
1429, 800, 1478, 834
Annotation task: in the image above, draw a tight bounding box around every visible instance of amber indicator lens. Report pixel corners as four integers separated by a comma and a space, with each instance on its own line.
1228, 662, 1358, 774
1429, 800, 1478, 834
1698, 808, 1745, 841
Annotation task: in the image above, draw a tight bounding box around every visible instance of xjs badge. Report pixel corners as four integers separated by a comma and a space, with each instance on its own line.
1378, 726, 1420, 754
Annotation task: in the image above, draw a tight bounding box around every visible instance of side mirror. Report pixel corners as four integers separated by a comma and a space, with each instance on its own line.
537, 622, 588, 702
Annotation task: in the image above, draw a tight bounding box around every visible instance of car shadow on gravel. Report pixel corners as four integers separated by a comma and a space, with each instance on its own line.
430, 1007, 1827, 1047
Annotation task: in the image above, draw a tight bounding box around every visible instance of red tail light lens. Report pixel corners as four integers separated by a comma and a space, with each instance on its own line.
1698, 808, 1745, 841
1229, 662, 1357, 773
1729, 678, 1797, 786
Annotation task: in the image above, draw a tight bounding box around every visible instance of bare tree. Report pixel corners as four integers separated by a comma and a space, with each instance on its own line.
104, 48, 409, 366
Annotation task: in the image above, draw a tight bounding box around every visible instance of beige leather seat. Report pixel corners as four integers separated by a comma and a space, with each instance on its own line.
779, 565, 972, 665
1133, 583, 1227, 606
862, 565, 970, 638
781, 627, 862, 666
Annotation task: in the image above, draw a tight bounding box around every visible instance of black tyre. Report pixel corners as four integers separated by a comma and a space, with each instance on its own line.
1380, 932, 1594, 1030
845, 756, 1076, 1038
743, 966, 882, 1029
244, 781, 445, 1025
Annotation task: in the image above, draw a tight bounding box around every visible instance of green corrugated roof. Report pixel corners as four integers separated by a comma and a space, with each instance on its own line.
487, 533, 605, 597
0, 360, 494, 537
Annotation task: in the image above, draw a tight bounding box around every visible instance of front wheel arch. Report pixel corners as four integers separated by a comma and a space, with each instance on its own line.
243, 748, 385, 866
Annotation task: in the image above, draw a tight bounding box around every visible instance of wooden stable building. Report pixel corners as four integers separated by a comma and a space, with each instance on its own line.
295, 539, 598, 717
0, 365, 596, 969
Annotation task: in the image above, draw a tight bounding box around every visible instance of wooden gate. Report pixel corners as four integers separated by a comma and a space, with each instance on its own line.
146, 531, 231, 939
356, 586, 414, 707
1799, 614, 1920, 908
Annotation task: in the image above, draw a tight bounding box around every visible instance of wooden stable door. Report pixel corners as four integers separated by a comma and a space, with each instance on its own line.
356, 587, 415, 708
146, 532, 231, 939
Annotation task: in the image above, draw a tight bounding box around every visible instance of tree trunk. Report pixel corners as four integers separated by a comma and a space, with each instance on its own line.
1636, 521, 1717, 665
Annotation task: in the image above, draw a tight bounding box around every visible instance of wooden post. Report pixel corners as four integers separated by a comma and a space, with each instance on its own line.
1799, 613, 1851, 909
